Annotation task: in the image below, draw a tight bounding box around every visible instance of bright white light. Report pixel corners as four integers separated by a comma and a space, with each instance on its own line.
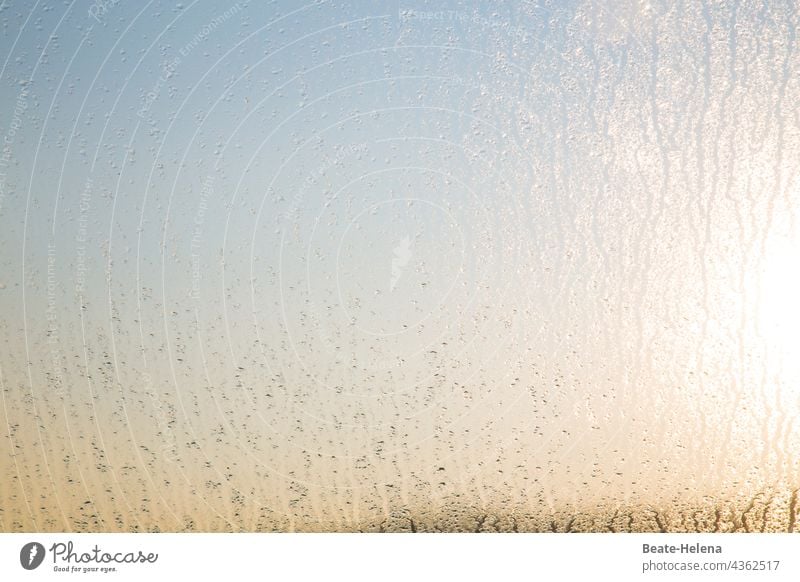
758, 232, 800, 380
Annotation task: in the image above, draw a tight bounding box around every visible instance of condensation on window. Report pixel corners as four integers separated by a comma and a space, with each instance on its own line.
0, 0, 799, 532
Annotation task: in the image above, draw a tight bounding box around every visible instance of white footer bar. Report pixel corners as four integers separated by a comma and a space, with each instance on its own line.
1, 533, 797, 581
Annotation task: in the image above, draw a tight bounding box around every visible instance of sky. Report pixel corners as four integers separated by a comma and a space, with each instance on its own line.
1, 0, 800, 532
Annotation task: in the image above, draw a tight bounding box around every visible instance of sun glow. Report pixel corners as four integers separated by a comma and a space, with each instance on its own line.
757, 231, 800, 380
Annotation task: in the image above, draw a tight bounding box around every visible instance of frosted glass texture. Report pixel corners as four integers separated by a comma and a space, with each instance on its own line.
1, 0, 800, 532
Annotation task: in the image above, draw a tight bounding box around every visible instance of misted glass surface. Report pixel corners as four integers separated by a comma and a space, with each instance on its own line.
1, 0, 799, 532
